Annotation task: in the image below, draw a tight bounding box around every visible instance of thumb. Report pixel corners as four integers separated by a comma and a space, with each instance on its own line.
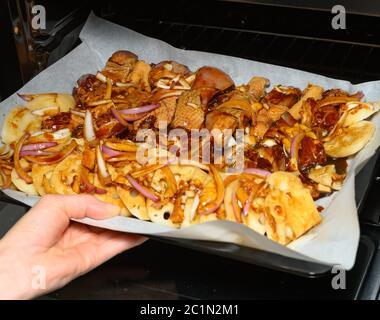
3, 194, 120, 246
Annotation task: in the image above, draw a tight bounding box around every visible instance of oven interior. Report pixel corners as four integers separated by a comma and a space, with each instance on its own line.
1, 0, 380, 299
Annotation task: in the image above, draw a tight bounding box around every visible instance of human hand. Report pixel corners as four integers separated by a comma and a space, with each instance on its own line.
0, 194, 147, 299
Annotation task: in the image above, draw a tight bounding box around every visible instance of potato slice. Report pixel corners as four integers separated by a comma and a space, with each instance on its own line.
11, 168, 38, 196
117, 185, 148, 220
1, 107, 40, 144
24, 93, 75, 112
146, 199, 179, 228
243, 210, 266, 235
263, 172, 321, 245
31, 164, 56, 196
93, 175, 130, 216
324, 121, 375, 158
343, 101, 380, 127
146, 165, 210, 227
49, 154, 81, 194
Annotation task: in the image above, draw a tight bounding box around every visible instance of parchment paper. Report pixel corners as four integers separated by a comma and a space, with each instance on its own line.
2, 13, 380, 270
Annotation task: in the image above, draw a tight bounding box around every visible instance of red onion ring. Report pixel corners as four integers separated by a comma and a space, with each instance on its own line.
20, 150, 55, 157
95, 188, 107, 194
21, 142, 57, 151
231, 191, 242, 222
119, 103, 160, 115
121, 113, 148, 121
242, 189, 255, 216
290, 132, 305, 160
126, 174, 159, 202
101, 145, 125, 157
111, 108, 129, 126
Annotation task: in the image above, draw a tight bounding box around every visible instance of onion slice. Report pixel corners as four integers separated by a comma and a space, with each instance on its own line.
106, 153, 136, 162
290, 132, 305, 164
242, 188, 255, 217
199, 165, 224, 215
119, 103, 160, 115
104, 78, 112, 100
161, 166, 178, 197
20, 150, 55, 157
126, 174, 159, 202
111, 108, 129, 126
115, 82, 134, 87
105, 141, 138, 152
0, 144, 11, 156
31, 106, 60, 116
232, 191, 242, 223
101, 144, 124, 157
71, 110, 86, 117
87, 99, 112, 107
96, 144, 112, 186
84, 110, 96, 142
14, 133, 33, 184
131, 162, 170, 179
121, 113, 148, 122
21, 142, 57, 151
96, 72, 107, 83
189, 194, 200, 222
24, 140, 77, 165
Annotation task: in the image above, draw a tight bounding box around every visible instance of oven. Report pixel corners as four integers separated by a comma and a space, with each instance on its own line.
1, 0, 380, 299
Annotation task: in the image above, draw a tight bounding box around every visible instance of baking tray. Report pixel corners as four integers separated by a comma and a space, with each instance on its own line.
1, 148, 379, 277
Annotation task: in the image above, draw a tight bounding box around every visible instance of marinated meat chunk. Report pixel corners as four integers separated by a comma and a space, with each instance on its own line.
298, 136, 327, 174
102, 50, 138, 83
172, 91, 204, 130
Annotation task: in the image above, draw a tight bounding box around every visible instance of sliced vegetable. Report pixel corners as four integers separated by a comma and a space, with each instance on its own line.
104, 78, 112, 100
161, 166, 177, 197
96, 144, 112, 186
119, 103, 160, 115
87, 99, 112, 107
111, 108, 129, 126
290, 132, 305, 167
95, 72, 107, 83
105, 141, 138, 152
189, 194, 200, 222
71, 110, 86, 117
199, 165, 224, 215
101, 144, 125, 157
126, 174, 159, 202
31, 106, 59, 116
24, 140, 77, 165
14, 133, 32, 184
20, 150, 55, 157
84, 110, 96, 142
121, 113, 148, 121
231, 191, 242, 223
21, 142, 57, 151
131, 163, 169, 179
106, 153, 136, 162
